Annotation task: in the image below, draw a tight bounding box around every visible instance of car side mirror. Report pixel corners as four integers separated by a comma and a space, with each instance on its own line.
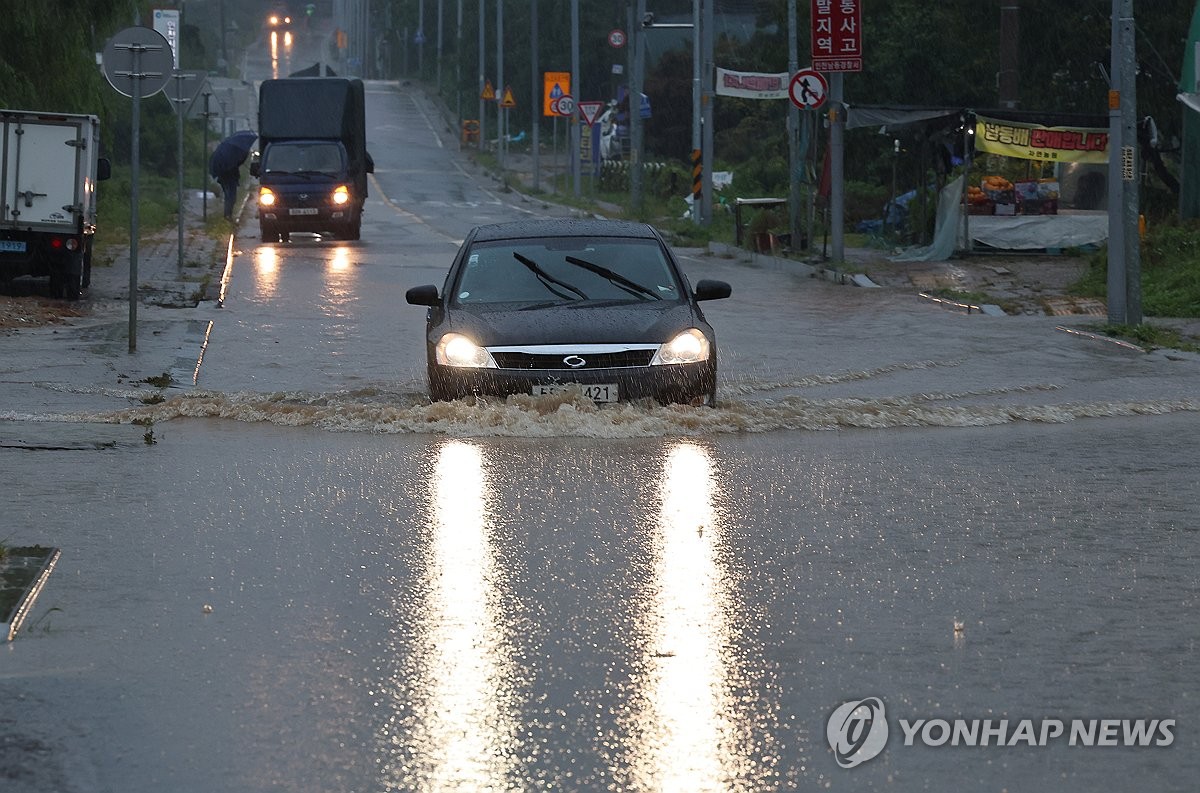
406, 284, 440, 306
249, 161, 260, 178
693, 279, 731, 301
96, 158, 112, 181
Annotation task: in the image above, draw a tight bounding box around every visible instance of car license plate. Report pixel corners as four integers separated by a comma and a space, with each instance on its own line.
532, 383, 619, 402
289, 208, 319, 216
0, 240, 27, 253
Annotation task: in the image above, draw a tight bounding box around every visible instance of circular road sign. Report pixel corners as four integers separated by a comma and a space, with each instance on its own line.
789, 68, 828, 110
555, 95, 576, 117
609, 29, 626, 48
103, 26, 173, 98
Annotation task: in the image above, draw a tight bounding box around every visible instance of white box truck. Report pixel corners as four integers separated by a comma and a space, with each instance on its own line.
0, 110, 111, 300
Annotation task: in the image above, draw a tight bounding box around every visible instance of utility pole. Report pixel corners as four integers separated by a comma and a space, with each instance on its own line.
496, 0, 504, 168
691, 0, 701, 224
532, 0, 540, 192
998, 0, 1020, 109
1107, 0, 1140, 324
478, 0, 485, 152
571, 0, 581, 197
788, 0, 800, 248
1119, 0, 1141, 325
456, 0, 462, 125
630, 1, 644, 214
830, 73, 845, 262
701, 0, 714, 226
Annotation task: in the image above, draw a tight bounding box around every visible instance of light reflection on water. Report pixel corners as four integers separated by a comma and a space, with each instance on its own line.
254, 246, 279, 299
639, 443, 740, 790
399, 440, 519, 790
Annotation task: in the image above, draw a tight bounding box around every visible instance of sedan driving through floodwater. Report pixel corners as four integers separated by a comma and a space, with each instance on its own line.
406, 219, 732, 406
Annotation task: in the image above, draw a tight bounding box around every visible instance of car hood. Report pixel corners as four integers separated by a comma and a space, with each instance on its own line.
445, 301, 703, 346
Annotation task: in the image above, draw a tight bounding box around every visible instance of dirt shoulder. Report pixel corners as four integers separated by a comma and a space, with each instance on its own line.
0, 295, 88, 329
846, 248, 1100, 316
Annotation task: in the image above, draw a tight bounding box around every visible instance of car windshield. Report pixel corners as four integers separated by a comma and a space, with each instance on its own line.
262, 142, 342, 173
453, 237, 681, 305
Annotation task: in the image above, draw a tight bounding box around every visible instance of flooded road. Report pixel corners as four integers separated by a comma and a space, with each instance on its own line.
2, 416, 1197, 791
2, 67, 1199, 791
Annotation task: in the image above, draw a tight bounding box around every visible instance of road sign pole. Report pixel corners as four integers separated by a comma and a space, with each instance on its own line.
104, 27, 173, 353
131, 58, 141, 353
830, 72, 845, 264
176, 76, 186, 271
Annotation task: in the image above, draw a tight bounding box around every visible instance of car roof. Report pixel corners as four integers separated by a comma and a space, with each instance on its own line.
468, 219, 661, 243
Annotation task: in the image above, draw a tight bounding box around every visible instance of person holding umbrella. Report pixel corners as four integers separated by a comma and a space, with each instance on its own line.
209, 130, 257, 221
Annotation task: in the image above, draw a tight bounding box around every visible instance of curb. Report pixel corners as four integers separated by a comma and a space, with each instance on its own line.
1, 546, 61, 641
707, 241, 883, 288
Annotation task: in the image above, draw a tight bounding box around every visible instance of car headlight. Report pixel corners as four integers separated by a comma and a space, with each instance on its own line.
651, 328, 711, 365
332, 185, 350, 205
435, 333, 497, 368
258, 187, 276, 206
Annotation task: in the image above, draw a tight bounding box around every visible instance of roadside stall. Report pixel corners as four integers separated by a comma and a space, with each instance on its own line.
966, 113, 1110, 251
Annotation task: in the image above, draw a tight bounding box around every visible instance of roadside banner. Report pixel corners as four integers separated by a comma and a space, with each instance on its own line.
715, 67, 790, 100
975, 116, 1109, 164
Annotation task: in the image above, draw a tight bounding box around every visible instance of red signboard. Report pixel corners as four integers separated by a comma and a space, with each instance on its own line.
811, 0, 863, 73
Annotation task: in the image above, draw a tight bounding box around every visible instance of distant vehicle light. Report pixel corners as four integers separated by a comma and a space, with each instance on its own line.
332, 185, 350, 205
269, 14, 279, 25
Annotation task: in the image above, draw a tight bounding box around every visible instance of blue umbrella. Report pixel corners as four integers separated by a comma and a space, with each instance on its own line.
209, 130, 257, 178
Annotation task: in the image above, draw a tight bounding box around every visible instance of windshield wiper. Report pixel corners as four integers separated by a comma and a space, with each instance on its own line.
564, 256, 661, 300
513, 251, 588, 300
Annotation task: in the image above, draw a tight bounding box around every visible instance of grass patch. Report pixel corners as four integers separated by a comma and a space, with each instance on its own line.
1071, 221, 1200, 318
928, 288, 1020, 314
141, 372, 173, 388
1082, 322, 1200, 352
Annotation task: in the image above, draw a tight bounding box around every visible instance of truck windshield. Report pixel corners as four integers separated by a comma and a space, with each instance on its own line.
262, 142, 343, 173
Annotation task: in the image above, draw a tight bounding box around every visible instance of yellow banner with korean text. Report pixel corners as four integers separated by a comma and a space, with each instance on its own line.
975, 116, 1109, 164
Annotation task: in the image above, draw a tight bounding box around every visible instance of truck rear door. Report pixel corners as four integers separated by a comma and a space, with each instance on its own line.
2, 115, 81, 230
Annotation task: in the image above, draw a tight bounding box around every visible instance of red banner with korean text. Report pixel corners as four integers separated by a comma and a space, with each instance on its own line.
811, 0, 862, 72
975, 116, 1109, 164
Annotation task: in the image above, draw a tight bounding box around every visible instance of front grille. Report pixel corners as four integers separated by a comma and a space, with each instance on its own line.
492, 350, 656, 370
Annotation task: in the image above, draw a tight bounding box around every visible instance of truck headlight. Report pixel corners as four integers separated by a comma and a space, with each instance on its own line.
258, 187, 276, 206
332, 185, 350, 205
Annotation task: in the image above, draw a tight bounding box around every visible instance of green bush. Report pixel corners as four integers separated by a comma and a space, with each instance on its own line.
844, 181, 890, 227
